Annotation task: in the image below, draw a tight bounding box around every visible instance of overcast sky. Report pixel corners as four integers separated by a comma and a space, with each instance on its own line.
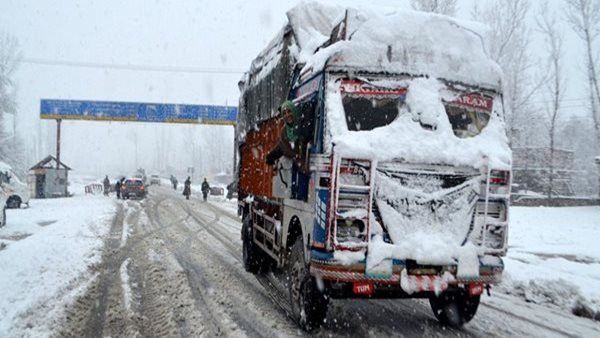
0, 0, 592, 178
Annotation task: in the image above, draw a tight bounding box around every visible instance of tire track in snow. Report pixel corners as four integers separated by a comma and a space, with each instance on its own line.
159, 198, 300, 337
142, 198, 235, 337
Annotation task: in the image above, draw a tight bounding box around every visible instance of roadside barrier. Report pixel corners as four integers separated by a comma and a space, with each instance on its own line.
85, 183, 103, 195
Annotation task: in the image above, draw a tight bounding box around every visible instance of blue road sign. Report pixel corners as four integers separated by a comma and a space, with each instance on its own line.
40, 99, 237, 125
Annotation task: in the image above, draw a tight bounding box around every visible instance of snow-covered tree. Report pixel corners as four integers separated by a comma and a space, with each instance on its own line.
557, 116, 599, 197
0, 32, 26, 175
472, 0, 543, 148
410, 0, 457, 16
564, 0, 600, 146
538, 2, 566, 199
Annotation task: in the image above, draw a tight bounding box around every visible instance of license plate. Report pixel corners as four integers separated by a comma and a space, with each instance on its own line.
353, 282, 374, 295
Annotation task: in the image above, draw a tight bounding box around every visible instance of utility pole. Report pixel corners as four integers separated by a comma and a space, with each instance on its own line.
56, 119, 62, 169
595, 157, 600, 199
233, 125, 237, 175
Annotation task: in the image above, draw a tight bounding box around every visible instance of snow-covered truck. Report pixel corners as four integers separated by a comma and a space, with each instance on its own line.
237, 2, 511, 330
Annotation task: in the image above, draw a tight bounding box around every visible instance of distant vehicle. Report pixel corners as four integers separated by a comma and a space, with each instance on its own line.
209, 186, 224, 196
134, 168, 147, 185
150, 174, 161, 185
0, 161, 30, 209
121, 178, 146, 199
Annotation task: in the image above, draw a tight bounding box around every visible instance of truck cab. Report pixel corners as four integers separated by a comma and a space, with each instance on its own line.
237, 2, 511, 330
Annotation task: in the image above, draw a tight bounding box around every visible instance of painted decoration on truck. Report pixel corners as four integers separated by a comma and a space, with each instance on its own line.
340, 79, 407, 97
312, 188, 329, 248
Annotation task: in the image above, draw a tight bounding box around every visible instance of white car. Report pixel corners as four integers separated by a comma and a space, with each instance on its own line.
0, 161, 30, 209
150, 174, 161, 185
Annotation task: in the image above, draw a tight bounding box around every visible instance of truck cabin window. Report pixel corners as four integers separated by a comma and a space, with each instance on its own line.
444, 93, 493, 138
343, 96, 399, 131
340, 80, 404, 131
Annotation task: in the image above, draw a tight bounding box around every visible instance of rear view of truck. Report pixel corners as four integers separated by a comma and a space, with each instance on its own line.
237, 2, 511, 330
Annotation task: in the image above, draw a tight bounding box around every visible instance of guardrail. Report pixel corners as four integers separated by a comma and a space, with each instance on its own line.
84, 183, 103, 195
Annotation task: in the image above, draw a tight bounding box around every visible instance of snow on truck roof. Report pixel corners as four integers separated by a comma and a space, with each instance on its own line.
248, 1, 502, 91
242, 2, 510, 170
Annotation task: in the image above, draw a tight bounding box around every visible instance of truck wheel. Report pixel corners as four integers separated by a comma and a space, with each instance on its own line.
6, 196, 21, 209
242, 217, 268, 274
288, 237, 328, 331
429, 290, 480, 327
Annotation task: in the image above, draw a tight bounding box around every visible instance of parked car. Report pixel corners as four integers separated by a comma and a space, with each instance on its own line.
0, 161, 30, 209
121, 178, 146, 199
150, 174, 161, 185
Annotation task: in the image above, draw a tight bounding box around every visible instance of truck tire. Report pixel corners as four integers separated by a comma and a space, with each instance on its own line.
429, 290, 480, 327
288, 237, 328, 331
6, 196, 21, 209
242, 216, 268, 274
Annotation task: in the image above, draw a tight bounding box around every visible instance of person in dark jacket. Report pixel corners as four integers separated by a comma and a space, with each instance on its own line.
170, 175, 178, 190
183, 176, 192, 200
266, 100, 312, 174
103, 176, 110, 196
115, 178, 123, 199
201, 178, 210, 202
265, 100, 314, 200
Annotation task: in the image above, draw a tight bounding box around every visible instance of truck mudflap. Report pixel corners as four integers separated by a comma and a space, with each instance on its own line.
310, 249, 503, 295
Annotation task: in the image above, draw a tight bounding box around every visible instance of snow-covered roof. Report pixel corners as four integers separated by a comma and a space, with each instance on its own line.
286, 1, 502, 91
29, 155, 71, 171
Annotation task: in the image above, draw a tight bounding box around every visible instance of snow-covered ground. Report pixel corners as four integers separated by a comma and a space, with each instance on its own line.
208, 194, 600, 319
500, 206, 600, 318
0, 176, 115, 337
1, 172, 599, 336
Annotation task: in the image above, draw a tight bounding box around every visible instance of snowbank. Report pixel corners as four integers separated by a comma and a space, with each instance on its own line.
0, 194, 115, 336
501, 206, 600, 318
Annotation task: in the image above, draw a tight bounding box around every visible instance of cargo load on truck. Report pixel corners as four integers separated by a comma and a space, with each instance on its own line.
237, 1, 511, 330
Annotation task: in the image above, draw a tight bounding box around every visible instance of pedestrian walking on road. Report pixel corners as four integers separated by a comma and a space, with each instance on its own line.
170, 175, 178, 190
201, 178, 210, 202
103, 176, 110, 196
115, 178, 123, 199
183, 176, 192, 200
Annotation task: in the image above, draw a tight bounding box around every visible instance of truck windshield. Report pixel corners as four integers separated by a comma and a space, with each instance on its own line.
443, 93, 493, 138
343, 96, 399, 131
339, 79, 495, 137
340, 79, 405, 131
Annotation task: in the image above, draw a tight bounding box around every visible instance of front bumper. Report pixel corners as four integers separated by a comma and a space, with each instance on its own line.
310, 249, 503, 297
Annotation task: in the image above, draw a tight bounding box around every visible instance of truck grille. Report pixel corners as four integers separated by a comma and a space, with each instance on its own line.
373, 163, 481, 245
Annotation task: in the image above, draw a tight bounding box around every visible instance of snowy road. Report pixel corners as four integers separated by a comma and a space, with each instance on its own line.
59, 187, 600, 337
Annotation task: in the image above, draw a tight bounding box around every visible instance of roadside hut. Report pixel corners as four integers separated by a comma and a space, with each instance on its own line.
29, 155, 71, 198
